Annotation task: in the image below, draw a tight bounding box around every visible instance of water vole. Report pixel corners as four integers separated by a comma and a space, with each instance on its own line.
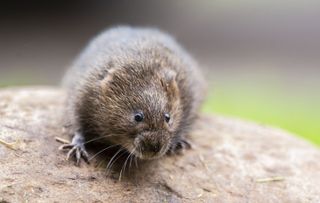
59, 26, 206, 165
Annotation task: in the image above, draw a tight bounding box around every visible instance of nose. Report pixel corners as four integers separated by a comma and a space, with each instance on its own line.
141, 140, 161, 153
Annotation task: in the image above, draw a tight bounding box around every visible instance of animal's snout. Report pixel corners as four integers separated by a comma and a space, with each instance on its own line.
134, 131, 169, 159
141, 140, 161, 153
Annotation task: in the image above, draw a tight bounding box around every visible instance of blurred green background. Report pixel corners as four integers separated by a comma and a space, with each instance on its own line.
0, 0, 319, 146
203, 76, 320, 145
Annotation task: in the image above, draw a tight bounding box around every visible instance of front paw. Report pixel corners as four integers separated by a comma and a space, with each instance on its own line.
167, 138, 192, 155
59, 132, 89, 166
59, 143, 89, 166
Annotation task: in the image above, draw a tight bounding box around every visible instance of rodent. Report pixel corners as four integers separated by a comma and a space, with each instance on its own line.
59, 26, 206, 165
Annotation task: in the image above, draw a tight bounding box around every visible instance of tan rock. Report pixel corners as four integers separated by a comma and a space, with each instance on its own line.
0, 87, 319, 203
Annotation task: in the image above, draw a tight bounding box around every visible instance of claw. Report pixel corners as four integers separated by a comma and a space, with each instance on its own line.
59, 144, 74, 150
66, 146, 76, 160
81, 150, 90, 164
59, 132, 90, 166
167, 138, 192, 155
177, 139, 191, 150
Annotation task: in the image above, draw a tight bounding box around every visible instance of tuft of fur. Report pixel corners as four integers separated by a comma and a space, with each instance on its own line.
63, 26, 206, 159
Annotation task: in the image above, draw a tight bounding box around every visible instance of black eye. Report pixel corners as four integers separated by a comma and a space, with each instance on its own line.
164, 113, 170, 123
134, 112, 144, 122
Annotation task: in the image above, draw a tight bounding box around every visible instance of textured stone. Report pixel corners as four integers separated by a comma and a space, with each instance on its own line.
0, 87, 319, 203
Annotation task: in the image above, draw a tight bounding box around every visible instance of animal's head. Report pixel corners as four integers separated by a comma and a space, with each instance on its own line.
85, 63, 183, 159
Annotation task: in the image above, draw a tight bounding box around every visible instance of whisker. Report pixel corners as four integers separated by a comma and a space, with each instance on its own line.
106, 148, 124, 170
96, 158, 106, 170
89, 144, 119, 161
105, 148, 124, 177
119, 147, 136, 180
129, 154, 133, 169
107, 150, 128, 178
129, 149, 136, 170
119, 153, 131, 181
128, 153, 134, 171
134, 156, 139, 169
83, 136, 108, 145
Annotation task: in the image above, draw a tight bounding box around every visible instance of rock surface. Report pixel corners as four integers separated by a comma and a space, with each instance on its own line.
0, 87, 319, 203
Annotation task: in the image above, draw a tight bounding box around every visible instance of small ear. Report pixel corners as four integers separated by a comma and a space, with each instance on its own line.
161, 69, 176, 83
160, 69, 179, 98
98, 68, 116, 91
160, 69, 177, 87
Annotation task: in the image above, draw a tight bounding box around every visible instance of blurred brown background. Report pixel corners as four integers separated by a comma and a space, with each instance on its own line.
0, 0, 319, 144
1, 0, 320, 84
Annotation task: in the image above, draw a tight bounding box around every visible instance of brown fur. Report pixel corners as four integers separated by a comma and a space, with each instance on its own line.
63, 26, 206, 160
